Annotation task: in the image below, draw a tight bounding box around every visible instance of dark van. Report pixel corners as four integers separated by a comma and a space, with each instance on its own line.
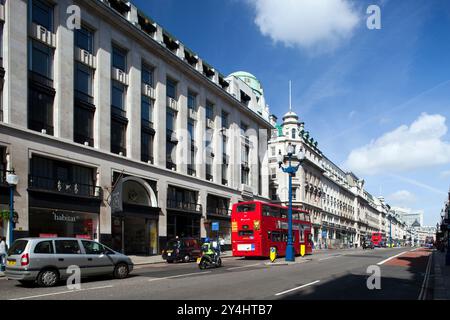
162, 238, 202, 263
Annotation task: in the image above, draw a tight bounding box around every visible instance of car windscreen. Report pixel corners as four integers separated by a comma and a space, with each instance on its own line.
167, 240, 181, 249
7, 240, 28, 256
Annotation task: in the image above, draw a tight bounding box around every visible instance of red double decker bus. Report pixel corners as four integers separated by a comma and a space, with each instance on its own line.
371, 232, 385, 247
231, 201, 313, 258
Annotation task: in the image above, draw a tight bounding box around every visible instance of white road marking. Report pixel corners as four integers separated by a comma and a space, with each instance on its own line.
227, 263, 262, 271
376, 251, 409, 265
275, 280, 320, 296
418, 252, 433, 300
10, 285, 114, 300
147, 271, 211, 282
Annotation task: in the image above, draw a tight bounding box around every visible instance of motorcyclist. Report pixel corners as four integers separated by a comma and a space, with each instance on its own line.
202, 237, 219, 263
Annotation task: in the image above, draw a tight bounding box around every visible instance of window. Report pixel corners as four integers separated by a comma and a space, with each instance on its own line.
219, 136, 226, 155
7, 240, 28, 256
222, 164, 228, 184
75, 62, 93, 96
166, 109, 176, 133
188, 91, 197, 111
142, 64, 153, 86
31, 0, 53, 31
28, 87, 54, 134
221, 111, 229, 128
292, 128, 296, 139
82, 241, 105, 255
271, 147, 276, 157
141, 96, 153, 124
166, 142, 176, 169
111, 81, 126, 111
292, 187, 298, 200
55, 240, 81, 254
75, 26, 94, 54
188, 119, 195, 142
30, 40, 53, 79
111, 118, 127, 155
236, 204, 256, 212
270, 167, 276, 179
112, 46, 127, 71
241, 122, 248, 136
166, 78, 177, 99
74, 105, 94, 146
241, 167, 249, 185
141, 131, 153, 163
206, 101, 214, 121
34, 241, 54, 254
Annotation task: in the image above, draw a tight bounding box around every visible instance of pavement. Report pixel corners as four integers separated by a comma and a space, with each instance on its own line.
0, 246, 437, 300
432, 250, 450, 300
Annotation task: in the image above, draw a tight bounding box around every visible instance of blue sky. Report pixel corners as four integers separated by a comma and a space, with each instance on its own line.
133, 0, 450, 225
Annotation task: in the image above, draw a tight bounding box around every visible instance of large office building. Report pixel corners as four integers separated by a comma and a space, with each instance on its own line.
0, 0, 273, 254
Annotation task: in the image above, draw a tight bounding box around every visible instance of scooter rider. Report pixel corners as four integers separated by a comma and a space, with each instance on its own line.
202, 237, 219, 263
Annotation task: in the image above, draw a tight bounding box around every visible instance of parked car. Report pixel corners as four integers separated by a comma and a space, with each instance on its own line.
162, 237, 202, 263
5, 238, 133, 287
362, 240, 375, 250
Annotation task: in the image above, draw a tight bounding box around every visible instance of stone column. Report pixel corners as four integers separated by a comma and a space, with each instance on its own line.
127, 46, 141, 161
154, 63, 166, 167
4, 0, 28, 127
54, 0, 74, 140
94, 20, 112, 151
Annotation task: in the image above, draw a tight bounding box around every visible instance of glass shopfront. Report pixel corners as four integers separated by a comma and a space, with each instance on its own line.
205, 220, 231, 244
29, 208, 99, 240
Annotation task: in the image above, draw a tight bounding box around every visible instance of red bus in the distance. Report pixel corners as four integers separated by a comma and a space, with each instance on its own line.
231, 201, 313, 258
371, 232, 385, 247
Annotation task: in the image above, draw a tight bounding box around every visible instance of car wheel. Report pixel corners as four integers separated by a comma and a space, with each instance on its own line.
183, 254, 190, 263
113, 263, 129, 279
37, 269, 59, 287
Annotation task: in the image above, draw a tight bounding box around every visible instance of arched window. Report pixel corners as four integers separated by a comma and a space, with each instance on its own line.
292, 128, 296, 139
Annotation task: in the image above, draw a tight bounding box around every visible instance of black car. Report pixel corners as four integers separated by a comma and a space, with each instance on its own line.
362, 240, 375, 249
162, 238, 202, 263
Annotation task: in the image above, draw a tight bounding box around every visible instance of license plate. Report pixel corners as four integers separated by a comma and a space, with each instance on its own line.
196, 258, 201, 264
7, 260, 16, 266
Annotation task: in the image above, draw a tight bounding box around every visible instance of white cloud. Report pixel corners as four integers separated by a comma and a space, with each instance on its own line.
441, 170, 450, 178
387, 190, 416, 207
344, 113, 450, 175
249, 0, 360, 51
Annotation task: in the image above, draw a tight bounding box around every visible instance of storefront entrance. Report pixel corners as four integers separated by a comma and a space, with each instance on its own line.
110, 176, 160, 256
112, 215, 158, 255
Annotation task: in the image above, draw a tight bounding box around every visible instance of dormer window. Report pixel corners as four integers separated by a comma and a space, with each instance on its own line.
240, 90, 251, 106
137, 14, 157, 37
107, 0, 130, 16
163, 33, 179, 53
219, 75, 229, 90
202, 63, 215, 79
184, 49, 198, 68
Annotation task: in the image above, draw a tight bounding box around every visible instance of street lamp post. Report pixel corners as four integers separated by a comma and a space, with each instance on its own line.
6, 171, 19, 247
277, 143, 305, 262
389, 214, 392, 248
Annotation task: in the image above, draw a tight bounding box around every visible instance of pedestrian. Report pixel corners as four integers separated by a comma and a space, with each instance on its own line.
0, 237, 7, 272
219, 237, 225, 252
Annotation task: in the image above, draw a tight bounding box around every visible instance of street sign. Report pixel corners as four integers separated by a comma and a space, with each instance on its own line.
270, 247, 277, 262
300, 244, 305, 257
212, 222, 219, 231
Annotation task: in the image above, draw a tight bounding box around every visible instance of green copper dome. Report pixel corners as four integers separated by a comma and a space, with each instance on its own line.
229, 71, 264, 95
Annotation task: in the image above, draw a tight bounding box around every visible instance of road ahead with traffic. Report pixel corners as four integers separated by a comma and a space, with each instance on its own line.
0, 247, 433, 300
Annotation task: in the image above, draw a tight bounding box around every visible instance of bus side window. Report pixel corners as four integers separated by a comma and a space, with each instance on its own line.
280, 209, 288, 219
263, 206, 270, 217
